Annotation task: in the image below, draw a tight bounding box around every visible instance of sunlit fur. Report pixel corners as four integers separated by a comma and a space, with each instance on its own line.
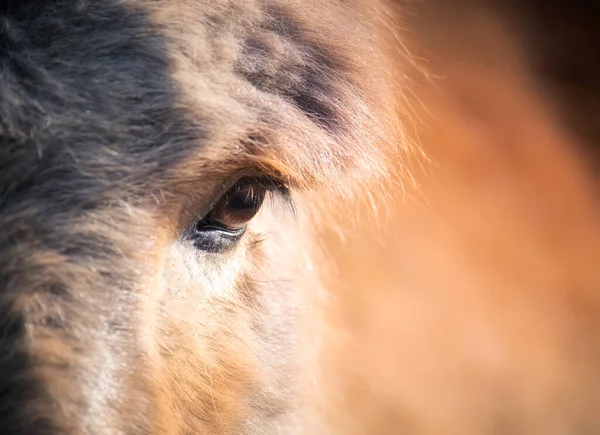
0, 0, 408, 433
3, 1, 598, 434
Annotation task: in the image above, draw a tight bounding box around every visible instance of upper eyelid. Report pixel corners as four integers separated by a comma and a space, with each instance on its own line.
252, 175, 290, 198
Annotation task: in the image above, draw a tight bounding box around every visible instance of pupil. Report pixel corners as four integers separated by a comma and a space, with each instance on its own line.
227, 185, 263, 212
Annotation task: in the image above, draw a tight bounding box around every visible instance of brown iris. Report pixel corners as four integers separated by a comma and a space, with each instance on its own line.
196, 178, 267, 234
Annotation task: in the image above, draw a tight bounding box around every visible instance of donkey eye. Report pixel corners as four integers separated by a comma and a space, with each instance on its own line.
191, 177, 274, 252
202, 179, 267, 231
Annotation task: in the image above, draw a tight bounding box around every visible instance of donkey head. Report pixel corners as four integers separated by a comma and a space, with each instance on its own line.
0, 0, 403, 433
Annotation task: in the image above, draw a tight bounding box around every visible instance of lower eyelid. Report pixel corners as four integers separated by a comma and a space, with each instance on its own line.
197, 225, 247, 236
190, 226, 247, 253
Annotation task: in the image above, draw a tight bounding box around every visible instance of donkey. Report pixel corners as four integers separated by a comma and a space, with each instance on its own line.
5, 0, 599, 434
0, 0, 405, 433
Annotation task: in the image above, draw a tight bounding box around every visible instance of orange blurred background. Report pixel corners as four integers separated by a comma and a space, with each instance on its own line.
322, 3, 600, 433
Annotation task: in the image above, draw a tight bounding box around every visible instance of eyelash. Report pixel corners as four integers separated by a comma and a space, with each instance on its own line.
188, 175, 292, 253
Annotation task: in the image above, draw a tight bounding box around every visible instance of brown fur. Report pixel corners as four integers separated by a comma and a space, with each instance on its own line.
0, 0, 407, 434
2, 0, 600, 434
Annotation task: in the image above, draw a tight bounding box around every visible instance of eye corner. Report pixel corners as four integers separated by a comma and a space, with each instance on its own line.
253, 175, 295, 214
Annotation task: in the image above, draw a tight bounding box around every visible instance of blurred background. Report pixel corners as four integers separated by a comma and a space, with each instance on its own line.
322, 2, 600, 433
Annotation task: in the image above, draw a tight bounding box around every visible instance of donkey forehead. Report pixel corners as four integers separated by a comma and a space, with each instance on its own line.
0, 0, 383, 210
